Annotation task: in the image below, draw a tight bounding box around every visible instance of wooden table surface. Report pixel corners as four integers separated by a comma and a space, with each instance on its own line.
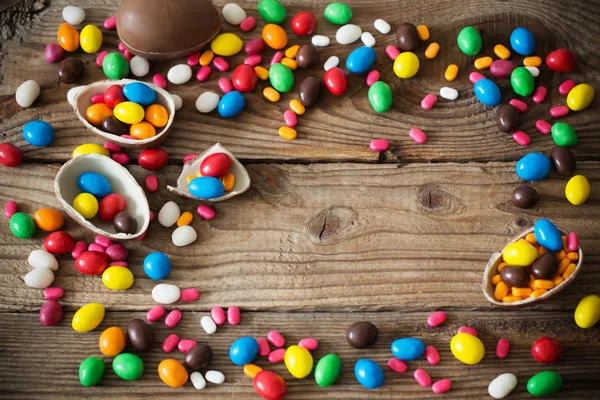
1, 0, 599, 398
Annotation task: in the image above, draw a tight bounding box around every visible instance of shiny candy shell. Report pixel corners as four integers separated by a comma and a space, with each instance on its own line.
80, 24, 103, 53
368, 81, 392, 113
510, 27, 536, 55
79, 357, 105, 387
72, 302, 105, 332
232, 64, 258, 93
113, 353, 144, 381
77, 172, 112, 199
502, 241, 538, 266
10, 212, 36, 238
346, 46, 376, 74
57, 23, 79, 52
188, 177, 225, 199
489, 373, 518, 399
200, 152, 232, 177
527, 371, 562, 396
324, 67, 347, 96
531, 337, 563, 363
391, 338, 425, 360
474, 78, 501, 106
546, 48, 576, 73
99, 326, 127, 357
143, 252, 171, 280
114, 102, 145, 125
565, 175, 591, 205
354, 359, 384, 389
575, 294, 600, 328
284, 345, 313, 379
23, 120, 54, 147
229, 336, 259, 366
123, 82, 156, 107
291, 12, 317, 36
44, 231, 75, 254
457, 26, 482, 56
102, 266, 134, 290
314, 354, 342, 387
218, 91, 246, 118
516, 152, 551, 181
450, 333, 485, 365
211, 33, 243, 56
534, 219, 563, 251
138, 148, 168, 170
262, 24, 288, 50
269, 63, 294, 93
75, 250, 109, 275
158, 359, 188, 388
254, 370, 287, 400
567, 84, 594, 111
393, 52, 419, 78
33, 208, 64, 231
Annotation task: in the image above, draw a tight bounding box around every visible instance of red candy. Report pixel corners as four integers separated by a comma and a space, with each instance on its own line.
152, 74, 167, 89
496, 338, 511, 359
138, 148, 168, 170
0, 143, 22, 167
39, 300, 63, 326
232, 64, 258, 92
254, 370, 287, 400
145, 174, 158, 192
531, 336, 563, 363
324, 67, 347, 96
90, 94, 105, 104
104, 85, 126, 109
388, 358, 408, 373
44, 231, 75, 254
162, 333, 179, 352
546, 48, 576, 72
245, 38, 265, 55
99, 193, 126, 222
200, 152, 231, 177
240, 16, 257, 32
75, 250, 109, 275
196, 66, 211, 82
187, 51, 199, 67
291, 12, 317, 36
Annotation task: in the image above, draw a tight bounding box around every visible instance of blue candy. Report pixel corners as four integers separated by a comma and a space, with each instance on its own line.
188, 177, 225, 199
354, 359, 384, 389
122, 82, 156, 107
391, 337, 425, 360
77, 172, 112, 199
510, 27, 536, 56
143, 252, 171, 280
516, 152, 551, 181
474, 78, 501, 106
229, 336, 259, 366
218, 91, 245, 118
534, 219, 563, 252
23, 120, 54, 147
346, 46, 377, 74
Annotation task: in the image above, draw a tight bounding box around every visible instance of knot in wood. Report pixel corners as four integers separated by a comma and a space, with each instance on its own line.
308, 206, 357, 244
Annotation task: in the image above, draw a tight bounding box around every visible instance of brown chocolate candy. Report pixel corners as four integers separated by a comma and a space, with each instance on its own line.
346, 321, 378, 349
550, 146, 576, 176
511, 186, 539, 209
531, 252, 559, 280
396, 23, 419, 51
496, 104, 519, 133
58, 57, 84, 84
127, 318, 154, 351
500, 265, 530, 287
184, 343, 213, 370
299, 76, 321, 108
296, 45, 319, 69
102, 117, 128, 135
113, 211, 137, 234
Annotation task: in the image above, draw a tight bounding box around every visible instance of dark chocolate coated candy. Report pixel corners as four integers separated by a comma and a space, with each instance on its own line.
296, 45, 319, 69
512, 186, 539, 209
496, 104, 519, 133
102, 117, 128, 135
550, 146, 576, 176
127, 318, 154, 351
299, 76, 321, 108
346, 321, 378, 349
58, 57, 84, 84
396, 23, 419, 51
500, 265, 530, 287
531, 252, 559, 280
113, 211, 137, 234
184, 343, 213, 370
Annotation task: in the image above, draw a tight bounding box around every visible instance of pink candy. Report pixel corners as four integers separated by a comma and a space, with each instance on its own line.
283, 110, 297, 127
270, 51, 283, 66
178, 339, 197, 353
535, 119, 552, 135
44, 43, 64, 63
105, 243, 128, 261
245, 38, 265, 55
427, 311, 446, 327
298, 338, 319, 351
147, 305, 165, 322
213, 57, 229, 72
180, 288, 200, 302
244, 55, 262, 67
240, 16, 257, 32
458, 326, 478, 336
187, 52, 200, 67
96, 50, 109, 68
162, 333, 179, 352
509, 99, 527, 113
197, 205, 216, 220
95, 236, 113, 248
111, 153, 130, 165
196, 66, 211, 82
123, 49, 133, 62
414, 368, 432, 387
513, 130, 531, 146
118, 42, 127, 52
409, 128, 427, 144
496, 338, 510, 359
104, 16, 117, 30
227, 306, 240, 325
5, 201, 18, 218
267, 330, 285, 348
110, 261, 128, 267
104, 142, 122, 153
218, 78, 233, 94
559, 79, 576, 95
550, 105, 569, 118
385, 45, 400, 60
421, 93, 437, 110
43, 287, 64, 300
90, 94, 105, 104
370, 139, 389, 152
387, 358, 408, 373
183, 154, 199, 163
567, 232, 579, 252
432, 379, 452, 394
425, 346, 440, 365
268, 348, 285, 363
366, 70, 380, 87
532, 86, 547, 103
152, 74, 167, 89
211, 306, 226, 325
145, 175, 158, 193
257, 337, 271, 356
469, 72, 485, 84
88, 243, 106, 253
490, 59, 517, 79
71, 241, 87, 258
121, 134, 135, 140
165, 309, 182, 328
149, 210, 155, 221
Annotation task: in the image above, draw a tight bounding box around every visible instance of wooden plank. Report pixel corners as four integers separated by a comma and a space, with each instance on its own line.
0, 310, 598, 398
0, 161, 598, 312
1, 0, 600, 163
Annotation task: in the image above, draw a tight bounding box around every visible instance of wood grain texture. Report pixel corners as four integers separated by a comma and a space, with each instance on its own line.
1, 0, 600, 163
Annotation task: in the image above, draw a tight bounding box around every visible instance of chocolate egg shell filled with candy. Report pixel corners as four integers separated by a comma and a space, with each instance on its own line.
117, 0, 221, 59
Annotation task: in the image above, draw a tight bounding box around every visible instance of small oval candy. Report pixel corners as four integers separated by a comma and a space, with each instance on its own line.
391, 338, 425, 360
230, 336, 259, 366
102, 52, 129, 79
33, 208, 64, 231
254, 370, 287, 400
510, 27, 536, 55
567, 83, 594, 111
10, 212, 36, 239
114, 102, 144, 125
299, 76, 321, 108
15, 80, 40, 107
531, 337, 563, 363
496, 104, 519, 133
44, 231, 74, 254
127, 319, 154, 351
75, 251, 109, 275
99, 326, 126, 357
269, 63, 294, 93
79, 357, 105, 387
527, 371, 562, 396
368, 81, 392, 113
143, 252, 171, 280
40, 300, 63, 326
314, 354, 342, 387
575, 294, 600, 328
185, 343, 213, 369
457, 26, 482, 56
232, 64, 258, 93
80, 24, 102, 53
516, 152, 551, 181
291, 11, 317, 36
172, 225, 197, 247
284, 345, 313, 379
218, 91, 246, 118
324, 67, 347, 96
201, 152, 232, 177
23, 120, 54, 147
546, 48, 576, 72
152, 284, 180, 304
112, 353, 144, 381
511, 67, 534, 96
500, 265, 530, 287
550, 146, 576, 176
262, 24, 288, 50
324, 2, 352, 25
211, 33, 243, 56
502, 241, 538, 266
489, 373, 518, 399
158, 359, 188, 388
336, 24, 362, 45
58, 57, 84, 84
102, 266, 134, 290
158, 201, 180, 227
393, 51, 419, 78
0, 143, 22, 167
138, 148, 168, 170
78, 172, 111, 198
565, 175, 590, 205
450, 333, 485, 364
551, 122, 577, 147
396, 22, 419, 51
122, 82, 156, 107
24, 267, 54, 288
354, 359, 384, 389
534, 219, 563, 252
495, 339, 511, 359
474, 78, 501, 106
72, 303, 105, 332
346, 46, 376, 74
490, 59, 517, 78
347, 321, 378, 348
258, 0, 287, 24
531, 252, 559, 279
188, 177, 225, 199
57, 23, 79, 52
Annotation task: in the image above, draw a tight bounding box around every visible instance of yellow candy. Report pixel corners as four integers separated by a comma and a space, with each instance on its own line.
278, 126, 297, 140
72, 144, 110, 158
494, 44, 511, 60
565, 175, 591, 205
255, 66, 269, 80
243, 364, 263, 378
575, 294, 600, 329
289, 99, 305, 115
285, 45, 300, 59
567, 83, 595, 111
73, 193, 99, 219
393, 52, 420, 78
102, 266, 134, 290
210, 33, 243, 56
114, 102, 145, 125
80, 24, 103, 54
72, 303, 105, 332
199, 50, 214, 66
502, 241, 538, 266
450, 333, 485, 365
284, 345, 313, 379
444, 64, 459, 81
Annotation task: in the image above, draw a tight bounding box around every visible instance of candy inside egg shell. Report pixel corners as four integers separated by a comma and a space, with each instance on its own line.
54, 154, 150, 240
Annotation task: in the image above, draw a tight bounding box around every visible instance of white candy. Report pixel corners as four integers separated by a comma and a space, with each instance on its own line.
158, 201, 180, 227
205, 370, 225, 384
440, 87, 459, 100
525, 66, 540, 77
374, 19, 391, 34
222, 3, 246, 25
336, 24, 362, 45
196, 92, 220, 113
361, 32, 376, 47
488, 373, 518, 399
171, 94, 183, 110
190, 371, 206, 389
152, 283, 181, 304
324, 56, 339, 71
67, 85, 85, 106
62, 6, 85, 25
172, 225, 197, 247
129, 56, 149, 77
24, 267, 54, 289
200, 315, 217, 334
28, 250, 58, 271
311, 35, 330, 47
15, 80, 40, 108
167, 64, 192, 85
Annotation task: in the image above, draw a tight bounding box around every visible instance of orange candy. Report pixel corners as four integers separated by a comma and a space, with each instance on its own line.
130, 122, 156, 140
492, 274, 502, 285
512, 287, 532, 297
530, 288, 547, 298
563, 263, 576, 279
176, 211, 193, 227
525, 233, 537, 245
86, 103, 114, 126
158, 359, 188, 388
558, 258, 570, 274
262, 24, 288, 50
33, 208, 64, 231
221, 173, 235, 191
494, 281, 509, 301
534, 279, 554, 290
99, 326, 126, 357
57, 23, 79, 52
502, 295, 522, 303
244, 364, 263, 379
144, 104, 169, 128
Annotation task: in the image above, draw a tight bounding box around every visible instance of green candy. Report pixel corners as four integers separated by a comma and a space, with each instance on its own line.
258, 0, 286, 24
527, 371, 563, 396
314, 354, 342, 388
551, 122, 578, 147
79, 357, 105, 387
368, 81, 392, 113
269, 63, 295, 93
511, 67, 534, 96
324, 2, 353, 25
9, 212, 36, 239
112, 353, 144, 381
457, 26, 482, 56
102, 52, 129, 80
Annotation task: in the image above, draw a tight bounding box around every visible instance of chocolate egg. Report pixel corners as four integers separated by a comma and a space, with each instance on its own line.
117, 0, 221, 59
531, 252, 558, 279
